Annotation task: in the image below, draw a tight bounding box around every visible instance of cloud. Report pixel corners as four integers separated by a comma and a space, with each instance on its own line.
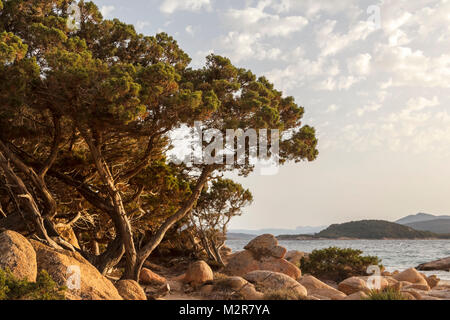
226, 7, 308, 38
100, 5, 115, 18
316, 20, 376, 57
348, 53, 372, 75
356, 103, 382, 117
270, 0, 362, 20
326, 104, 340, 113
160, 0, 211, 14
185, 25, 195, 35
136, 21, 151, 31
374, 45, 450, 87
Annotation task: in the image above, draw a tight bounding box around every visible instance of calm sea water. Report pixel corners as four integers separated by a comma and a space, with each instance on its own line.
226, 239, 450, 280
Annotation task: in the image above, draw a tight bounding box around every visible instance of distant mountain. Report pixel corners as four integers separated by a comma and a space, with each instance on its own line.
396, 213, 450, 225
229, 226, 327, 237
404, 219, 450, 234
315, 220, 440, 239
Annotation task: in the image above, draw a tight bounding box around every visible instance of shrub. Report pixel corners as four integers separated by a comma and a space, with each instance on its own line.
0, 269, 66, 300
263, 289, 306, 300
300, 247, 382, 282
364, 288, 406, 300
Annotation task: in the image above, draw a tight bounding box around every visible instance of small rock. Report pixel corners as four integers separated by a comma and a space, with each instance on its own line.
338, 277, 370, 295
184, 261, 214, 286
393, 268, 428, 286
115, 280, 147, 300
140, 268, 167, 286
424, 275, 440, 289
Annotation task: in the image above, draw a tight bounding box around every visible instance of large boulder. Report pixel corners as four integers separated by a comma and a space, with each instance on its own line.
0, 231, 37, 281
224, 250, 260, 277
299, 275, 347, 300
244, 234, 286, 259
338, 277, 370, 295
259, 256, 301, 280
212, 276, 264, 300
115, 280, 147, 300
30, 240, 122, 300
244, 270, 307, 298
225, 250, 301, 280
285, 250, 308, 266
140, 268, 167, 286
417, 257, 450, 271
393, 268, 428, 286
183, 261, 214, 286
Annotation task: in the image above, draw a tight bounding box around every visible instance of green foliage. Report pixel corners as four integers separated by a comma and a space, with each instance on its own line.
0, 269, 66, 300
317, 220, 437, 239
364, 288, 406, 301
300, 247, 382, 282
263, 289, 306, 300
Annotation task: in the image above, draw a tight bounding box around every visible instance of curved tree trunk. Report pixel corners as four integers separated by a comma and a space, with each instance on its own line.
129, 165, 215, 281
0, 150, 61, 249
78, 127, 137, 279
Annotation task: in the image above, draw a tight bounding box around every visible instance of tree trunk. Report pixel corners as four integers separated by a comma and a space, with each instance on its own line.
130, 165, 214, 281
78, 126, 138, 279
210, 237, 225, 267
0, 150, 61, 249
94, 236, 125, 275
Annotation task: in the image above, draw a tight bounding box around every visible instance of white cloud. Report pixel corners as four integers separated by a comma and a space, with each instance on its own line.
316, 20, 376, 57
185, 25, 195, 35
271, 0, 361, 20
316, 75, 362, 91
374, 45, 450, 87
136, 21, 151, 31
326, 104, 340, 113
100, 5, 115, 18
356, 103, 382, 117
160, 0, 211, 14
225, 6, 308, 38
348, 53, 372, 75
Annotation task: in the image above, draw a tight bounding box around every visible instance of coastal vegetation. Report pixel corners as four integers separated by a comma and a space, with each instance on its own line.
300, 247, 381, 282
364, 288, 406, 301
0, 268, 66, 300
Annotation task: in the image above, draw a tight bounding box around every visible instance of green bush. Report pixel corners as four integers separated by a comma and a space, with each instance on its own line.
300, 247, 382, 282
364, 288, 406, 300
0, 268, 66, 300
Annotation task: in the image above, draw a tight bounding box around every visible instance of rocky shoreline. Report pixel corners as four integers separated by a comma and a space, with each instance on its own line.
1, 230, 449, 300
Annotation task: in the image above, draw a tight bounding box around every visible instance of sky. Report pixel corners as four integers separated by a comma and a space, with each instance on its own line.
91, 0, 450, 229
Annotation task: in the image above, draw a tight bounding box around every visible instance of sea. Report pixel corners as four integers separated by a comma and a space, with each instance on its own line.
226, 239, 450, 280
